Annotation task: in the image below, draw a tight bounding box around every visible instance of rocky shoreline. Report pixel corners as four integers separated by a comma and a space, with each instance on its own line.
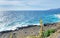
0, 22, 60, 38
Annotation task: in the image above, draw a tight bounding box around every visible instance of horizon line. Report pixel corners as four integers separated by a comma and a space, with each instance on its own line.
0, 8, 60, 11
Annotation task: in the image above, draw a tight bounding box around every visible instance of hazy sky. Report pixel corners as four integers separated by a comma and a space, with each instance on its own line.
0, 0, 60, 11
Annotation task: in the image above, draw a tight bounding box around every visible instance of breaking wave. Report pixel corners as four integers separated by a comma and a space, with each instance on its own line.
0, 11, 60, 32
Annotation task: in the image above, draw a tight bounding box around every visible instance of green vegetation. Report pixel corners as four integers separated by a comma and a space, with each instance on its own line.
43, 29, 55, 37
26, 29, 56, 38
26, 19, 56, 38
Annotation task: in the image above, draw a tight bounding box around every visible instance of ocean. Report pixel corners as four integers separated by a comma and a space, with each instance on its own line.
0, 9, 60, 31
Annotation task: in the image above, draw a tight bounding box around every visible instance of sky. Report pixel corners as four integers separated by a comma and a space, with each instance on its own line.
0, 0, 60, 11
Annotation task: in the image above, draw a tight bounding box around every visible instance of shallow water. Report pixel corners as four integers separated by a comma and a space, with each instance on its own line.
0, 10, 60, 31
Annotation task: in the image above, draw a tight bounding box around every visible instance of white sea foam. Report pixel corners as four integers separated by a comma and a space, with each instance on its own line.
0, 12, 60, 32
54, 14, 60, 18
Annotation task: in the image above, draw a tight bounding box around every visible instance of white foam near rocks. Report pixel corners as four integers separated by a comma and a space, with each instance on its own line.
0, 14, 60, 32
54, 14, 60, 18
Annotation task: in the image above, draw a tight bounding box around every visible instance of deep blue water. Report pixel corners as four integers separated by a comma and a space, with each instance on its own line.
0, 9, 60, 31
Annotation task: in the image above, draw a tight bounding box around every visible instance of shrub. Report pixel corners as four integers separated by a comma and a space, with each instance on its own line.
26, 29, 55, 38
44, 29, 55, 37
44, 30, 50, 37
49, 29, 55, 33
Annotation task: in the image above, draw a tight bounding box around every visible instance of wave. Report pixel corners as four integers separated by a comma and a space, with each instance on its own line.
0, 14, 60, 32
54, 14, 60, 18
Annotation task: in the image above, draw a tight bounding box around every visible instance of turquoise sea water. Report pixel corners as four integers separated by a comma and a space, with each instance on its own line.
0, 10, 60, 31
